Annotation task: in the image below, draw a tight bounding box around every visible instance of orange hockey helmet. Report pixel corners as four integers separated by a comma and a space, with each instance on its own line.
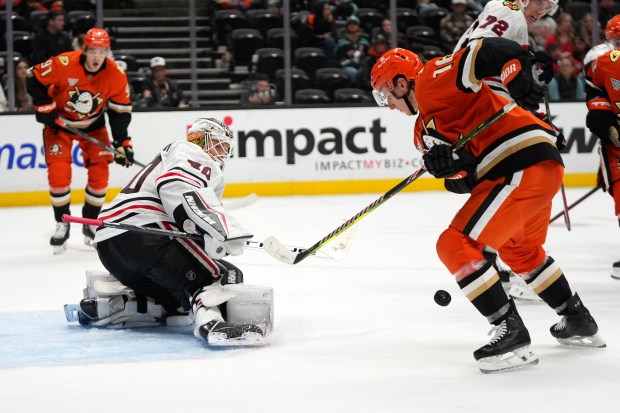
83, 28, 111, 48
606, 15, 620, 42
370, 48, 424, 107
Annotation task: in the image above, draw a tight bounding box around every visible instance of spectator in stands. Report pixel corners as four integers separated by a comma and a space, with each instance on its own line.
374, 17, 407, 48
548, 54, 585, 102
8, 57, 34, 112
545, 12, 575, 56
31, 10, 73, 64
416, 0, 439, 14
579, 13, 603, 49
113, 59, 138, 105
296, 0, 337, 60
356, 33, 388, 91
439, 0, 474, 49
335, 15, 371, 83
529, 13, 557, 51
140, 57, 188, 109
573, 36, 589, 70
330, 0, 357, 20
598, 0, 617, 29
243, 72, 277, 105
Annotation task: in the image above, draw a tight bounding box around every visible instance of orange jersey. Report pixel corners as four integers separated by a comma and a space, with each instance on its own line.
29, 50, 132, 140
414, 39, 561, 182
585, 49, 620, 116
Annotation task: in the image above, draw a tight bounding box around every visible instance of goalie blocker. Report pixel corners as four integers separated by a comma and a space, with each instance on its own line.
180, 187, 253, 259
65, 270, 274, 341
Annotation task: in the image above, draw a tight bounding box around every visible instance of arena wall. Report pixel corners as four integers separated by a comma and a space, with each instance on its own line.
0, 102, 599, 207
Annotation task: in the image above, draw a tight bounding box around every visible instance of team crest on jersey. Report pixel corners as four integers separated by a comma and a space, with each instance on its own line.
65, 87, 103, 118
68, 78, 79, 86
58, 56, 69, 66
612, 78, 620, 91
611, 50, 620, 62
49, 143, 62, 154
185, 270, 196, 281
502, 0, 520, 11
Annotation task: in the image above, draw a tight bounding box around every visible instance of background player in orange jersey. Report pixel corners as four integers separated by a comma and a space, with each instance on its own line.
585, 14, 620, 279
27, 28, 134, 254
371, 38, 605, 373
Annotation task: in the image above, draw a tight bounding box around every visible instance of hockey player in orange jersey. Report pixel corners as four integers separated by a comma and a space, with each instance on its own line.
585, 14, 620, 280
371, 38, 605, 373
27, 28, 134, 254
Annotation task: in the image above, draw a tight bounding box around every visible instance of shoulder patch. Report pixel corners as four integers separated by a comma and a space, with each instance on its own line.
502, 0, 520, 11
610, 50, 620, 63
58, 56, 69, 66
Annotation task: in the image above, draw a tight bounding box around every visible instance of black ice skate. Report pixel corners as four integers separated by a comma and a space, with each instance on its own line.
611, 260, 620, 280
197, 319, 265, 347
550, 293, 606, 348
50, 222, 70, 254
82, 224, 96, 247
474, 309, 538, 374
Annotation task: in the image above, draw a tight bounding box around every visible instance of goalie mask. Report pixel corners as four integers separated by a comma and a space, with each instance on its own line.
187, 118, 234, 170
370, 48, 423, 114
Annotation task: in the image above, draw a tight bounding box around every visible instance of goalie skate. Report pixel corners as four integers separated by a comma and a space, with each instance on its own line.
611, 260, 620, 280
197, 320, 265, 347
50, 222, 70, 254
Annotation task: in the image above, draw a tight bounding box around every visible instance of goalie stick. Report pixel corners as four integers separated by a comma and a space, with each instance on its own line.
264, 100, 518, 265
61, 214, 337, 260
54, 119, 147, 168
222, 193, 258, 211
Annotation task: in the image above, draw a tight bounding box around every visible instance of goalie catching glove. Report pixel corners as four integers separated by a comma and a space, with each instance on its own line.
181, 187, 253, 259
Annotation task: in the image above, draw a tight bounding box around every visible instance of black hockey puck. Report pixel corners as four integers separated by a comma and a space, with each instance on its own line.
434, 290, 451, 307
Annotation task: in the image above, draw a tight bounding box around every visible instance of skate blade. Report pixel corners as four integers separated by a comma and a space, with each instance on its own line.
509, 286, 543, 303
207, 332, 266, 347
53, 243, 68, 255
557, 333, 606, 348
83, 236, 95, 247
610, 270, 620, 280
478, 346, 539, 374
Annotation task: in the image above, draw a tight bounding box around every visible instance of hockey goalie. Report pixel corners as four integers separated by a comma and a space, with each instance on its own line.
64, 118, 273, 346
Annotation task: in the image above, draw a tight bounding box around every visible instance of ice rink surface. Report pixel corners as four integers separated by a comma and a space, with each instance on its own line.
1, 187, 619, 412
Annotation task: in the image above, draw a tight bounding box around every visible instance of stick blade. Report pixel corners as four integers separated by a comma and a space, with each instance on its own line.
319, 222, 359, 261
263, 236, 298, 265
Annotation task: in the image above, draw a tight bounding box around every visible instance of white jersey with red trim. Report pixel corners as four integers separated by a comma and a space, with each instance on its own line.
584, 42, 614, 66
454, 1, 529, 51
454, 0, 528, 98
94, 140, 225, 243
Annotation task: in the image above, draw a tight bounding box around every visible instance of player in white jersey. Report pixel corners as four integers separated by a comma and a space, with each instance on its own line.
69, 118, 272, 346
455, 0, 558, 98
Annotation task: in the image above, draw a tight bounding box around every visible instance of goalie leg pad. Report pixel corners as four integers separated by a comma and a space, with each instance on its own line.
225, 285, 274, 335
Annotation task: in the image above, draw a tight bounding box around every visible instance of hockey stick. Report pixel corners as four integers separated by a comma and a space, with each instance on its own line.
543, 95, 570, 231
61, 214, 337, 260
222, 193, 258, 211
549, 186, 601, 224
54, 119, 147, 168
264, 100, 519, 265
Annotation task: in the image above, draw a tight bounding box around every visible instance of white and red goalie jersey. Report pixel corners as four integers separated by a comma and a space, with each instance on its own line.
94, 140, 225, 244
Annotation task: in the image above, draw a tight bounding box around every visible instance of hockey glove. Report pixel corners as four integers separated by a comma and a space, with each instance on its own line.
501, 56, 547, 111
112, 139, 134, 167
444, 175, 475, 194
422, 144, 476, 179
586, 110, 616, 143
203, 233, 245, 259
35, 109, 59, 129
532, 50, 554, 84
